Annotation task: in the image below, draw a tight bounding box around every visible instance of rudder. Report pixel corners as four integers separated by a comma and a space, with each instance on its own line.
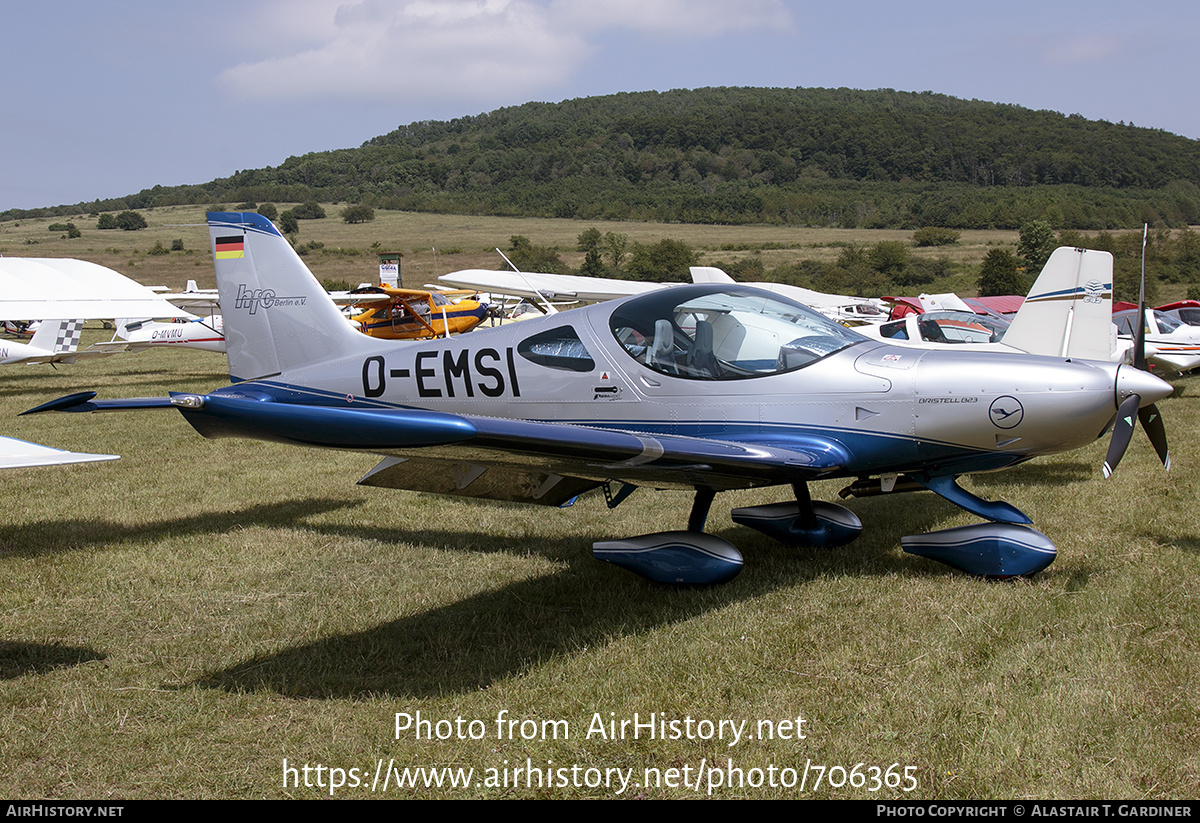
208, 211, 367, 381
1003, 247, 1114, 360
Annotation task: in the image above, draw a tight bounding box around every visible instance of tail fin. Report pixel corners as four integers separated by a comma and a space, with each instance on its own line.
1002, 247, 1114, 360
114, 319, 145, 341
29, 319, 83, 354
207, 212, 368, 381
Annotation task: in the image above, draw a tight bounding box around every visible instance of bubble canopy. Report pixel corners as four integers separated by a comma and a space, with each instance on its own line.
608, 285, 867, 380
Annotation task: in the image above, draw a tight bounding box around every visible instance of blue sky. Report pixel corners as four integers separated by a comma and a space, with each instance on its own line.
3, 0, 1198, 212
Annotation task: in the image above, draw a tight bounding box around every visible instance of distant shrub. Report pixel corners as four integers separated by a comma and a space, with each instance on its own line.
341, 204, 375, 224
1018, 220, 1057, 271
256, 203, 278, 221
171, 238, 184, 251
292, 201, 326, 219
49, 222, 81, 238
97, 213, 117, 230
911, 227, 961, 247
147, 241, 169, 256
978, 248, 1026, 296
116, 211, 148, 231
627, 238, 698, 282
236, 201, 257, 210
279, 211, 299, 234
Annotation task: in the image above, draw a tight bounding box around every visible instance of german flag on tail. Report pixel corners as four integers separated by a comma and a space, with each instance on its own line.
215, 236, 245, 260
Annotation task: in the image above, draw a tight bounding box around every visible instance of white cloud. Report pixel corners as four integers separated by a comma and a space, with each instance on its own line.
219, 0, 793, 104
220, 0, 590, 104
550, 0, 793, 37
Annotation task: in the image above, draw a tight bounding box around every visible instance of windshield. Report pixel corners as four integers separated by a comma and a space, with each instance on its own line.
1153, 311, 1183, 333
609, 285, 865, 380
920, 311, 1010, 343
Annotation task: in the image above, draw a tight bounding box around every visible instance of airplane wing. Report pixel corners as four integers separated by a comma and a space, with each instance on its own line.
0, 259, 182, 320
29, 391, 850, 505
328, 292, 390, 305
438, 269, 666, 302
0, 435, 118, 468
158, 293, 221, 313
9, 349, 119, 364
160, 290, 390, 311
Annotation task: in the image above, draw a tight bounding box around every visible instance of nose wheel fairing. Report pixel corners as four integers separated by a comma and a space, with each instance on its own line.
901, 524, 1057, 577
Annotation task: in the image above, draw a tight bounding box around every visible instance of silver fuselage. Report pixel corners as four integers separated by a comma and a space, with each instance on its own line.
242, 296, 1134, 482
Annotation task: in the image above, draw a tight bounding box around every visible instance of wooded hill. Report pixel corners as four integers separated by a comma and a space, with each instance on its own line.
10, 87, 1200, 229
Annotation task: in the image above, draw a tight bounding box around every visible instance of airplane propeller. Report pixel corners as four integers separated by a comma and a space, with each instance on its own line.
1103, 225, 1171, 478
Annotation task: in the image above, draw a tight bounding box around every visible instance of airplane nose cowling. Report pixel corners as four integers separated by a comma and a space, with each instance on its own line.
1114, 365, 1174, 408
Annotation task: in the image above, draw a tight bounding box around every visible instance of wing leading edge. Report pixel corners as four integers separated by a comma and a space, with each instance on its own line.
25, 390, 851, 504
180, 392, 850, 500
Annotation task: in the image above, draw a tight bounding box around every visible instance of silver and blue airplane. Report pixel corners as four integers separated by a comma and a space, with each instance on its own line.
26, 212, 1173, 584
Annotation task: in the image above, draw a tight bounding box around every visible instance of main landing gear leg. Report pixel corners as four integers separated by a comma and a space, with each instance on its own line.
688, 487, 716, 532
591, 486, 743, 585
730, 481, 863, 547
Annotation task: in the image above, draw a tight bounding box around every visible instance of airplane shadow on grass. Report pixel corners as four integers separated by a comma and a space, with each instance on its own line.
0, 640, 105, 679
191, 489, 1071, 700
0, 367, 228, 401
0, 498, 363, 558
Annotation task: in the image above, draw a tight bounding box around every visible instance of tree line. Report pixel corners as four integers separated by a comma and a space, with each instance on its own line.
6, 87, 1200, 230
508, 222, 1200, 306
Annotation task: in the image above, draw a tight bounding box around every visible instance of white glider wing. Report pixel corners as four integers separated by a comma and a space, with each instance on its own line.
0, 259, 180, 320
438, 269, 665, 302
0, 436, 118, 468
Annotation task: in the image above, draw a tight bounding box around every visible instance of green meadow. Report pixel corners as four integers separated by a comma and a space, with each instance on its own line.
0, 211, 1196, 799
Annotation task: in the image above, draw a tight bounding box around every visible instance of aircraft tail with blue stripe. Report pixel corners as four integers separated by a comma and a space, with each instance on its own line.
1003, 247, 1114, 361
207, 212, 372, 382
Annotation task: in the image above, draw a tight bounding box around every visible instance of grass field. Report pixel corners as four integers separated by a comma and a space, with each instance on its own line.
0, 204, 1017, 294
0, 213, 1197, 799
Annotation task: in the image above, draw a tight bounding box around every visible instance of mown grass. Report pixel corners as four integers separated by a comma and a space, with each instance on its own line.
0, 325, 1195, 799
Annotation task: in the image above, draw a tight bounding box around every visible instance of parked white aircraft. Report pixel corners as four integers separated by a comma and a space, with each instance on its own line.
437, 267, 888, 325
0, 318, 108, 365
857, 248, 1135, 363
104, 280, 389, 352
90, 315, 227, 354
1112, 308, 1200, 373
